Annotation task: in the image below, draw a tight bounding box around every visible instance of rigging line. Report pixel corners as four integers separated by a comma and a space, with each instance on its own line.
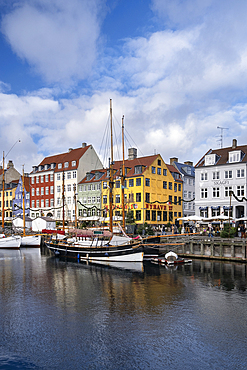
98, 113, 111, 169
124, 126, 145, 157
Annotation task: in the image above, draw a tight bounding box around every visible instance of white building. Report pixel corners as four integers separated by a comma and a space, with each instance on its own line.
32, 216, 56, 232
195, 139, 247, 219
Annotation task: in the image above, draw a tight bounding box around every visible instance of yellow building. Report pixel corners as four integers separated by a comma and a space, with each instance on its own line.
0, 182, 18, 220
101, 150, 183, 226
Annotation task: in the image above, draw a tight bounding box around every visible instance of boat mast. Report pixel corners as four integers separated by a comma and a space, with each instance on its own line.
109, 99, 113, 233
22, 166, 26, 237
121, 115, 125, 230
2, 151, 4, 230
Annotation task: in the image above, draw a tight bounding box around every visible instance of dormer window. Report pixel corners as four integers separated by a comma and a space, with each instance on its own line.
45, 164, 49, 170
135, 165, 142, 174
229, 150, 242, 163
58, 163, 62, 169
51, 163, 55, 169
64, 162, 69, 168
205, 154, 216, 166
72, 160, 76, 166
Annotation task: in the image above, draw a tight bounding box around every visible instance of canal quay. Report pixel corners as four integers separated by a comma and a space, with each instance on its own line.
0, 246, 247, 370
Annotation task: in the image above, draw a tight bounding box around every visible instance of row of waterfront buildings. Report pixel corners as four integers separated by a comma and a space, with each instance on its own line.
0, 139, 246, 227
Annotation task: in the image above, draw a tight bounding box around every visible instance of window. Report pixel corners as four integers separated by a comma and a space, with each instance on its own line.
174, 196, 177, 205
45, 187, 49, 195
50, 174, 54, 181
169, 195, 172, 203
213, 187, 220, 197
31, 177, 34, 184
178, 197, 181, 205
136, 193, 141, 202
73, 171, 76, 178
57, 173, 60, 180
41, 187, 44, 195
97, 196, 100, 203
152, 166, 156, 174
32, 200, 35, 208
212, 171, 220, 180
36, 176, 39, 183
237, 185, 244, 196
83, 197, 87, 204
169, 212, 173, 222
50, 186, 54, 194
205, 154, 216, 166
45, 175, 49, 182
188, 191, 191, 199
36, 188, 39, 196
87, 197, 91, 204
229, 150, 241, 163
157, 168, 161, 175
201, 188, 208, 198
87, 184, 91, 191
67, 172, 71, 179
116, 181, 120, 188
163, 211, 167, 221
45, 199, 49, 207
136, 210, 141, 221
163, 169, 167, 176
103, 182, 107, 189
157, 159, 161, 166
129, 193, 134, 202
92, 184, 95, 191
169, 182, 172, 190
32, 188, 35, 196
64, 162, 69, 168
58, 163, 62, 169
103, 195, 107, 204
67, 184, 71, 192
163, 181, 167, 189
134, 165, 142, 174
129, 179, 134, 187
201, 173, 208, 180
57, 185, 61, 193
116, 194, 120, 203
184, 190, 187, 198
50, 199, 54, 207
146, 210, 150, 221
72, 160, 76, 166
225, 186, 232, 197
145, 193, 150, 202
136, 178, 141, 186
225, 170, 232, 179
92, 196, 96, 203
41, 175, 44, 183
36, 200, 39, 208
40, 199, 44, 207
67, 197, 71, 204
178, 184, 181, 191
97, 184, 101, 190
145, 178, 150, 187
237, 169, 245, 178
174, 183, 177, 192
152, 210, 156, 221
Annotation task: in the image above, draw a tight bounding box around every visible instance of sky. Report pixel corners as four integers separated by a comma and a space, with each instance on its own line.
1, 0, 247, 173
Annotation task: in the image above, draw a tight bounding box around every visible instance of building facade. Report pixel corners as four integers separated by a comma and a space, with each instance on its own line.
195, 139, 247, 219
171, 158, 195, 217
13, 175, 30, 217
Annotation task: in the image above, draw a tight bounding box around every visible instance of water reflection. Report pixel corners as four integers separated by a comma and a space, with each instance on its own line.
0, 251, 247, 369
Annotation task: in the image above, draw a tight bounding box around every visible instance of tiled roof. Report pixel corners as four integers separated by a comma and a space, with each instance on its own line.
195, 143, 247, 167
173, 162, 195, 177
31, 145, 91, 173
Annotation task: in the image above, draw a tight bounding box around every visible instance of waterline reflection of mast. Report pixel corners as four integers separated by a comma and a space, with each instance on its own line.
22, 166, 26, 237
121, 115, 125, 230
109, 99, 113, 233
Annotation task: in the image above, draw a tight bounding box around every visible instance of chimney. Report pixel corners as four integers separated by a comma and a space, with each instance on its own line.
7, 160, 14, 169
170, 157, 178, 165
184, 161, 193, 166
82, 142, 87, 148
68, 148, 73, 152
232, 139, 237, 149
128, 148, 137, 160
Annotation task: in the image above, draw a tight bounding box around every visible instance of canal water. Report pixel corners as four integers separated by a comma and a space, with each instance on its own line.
0, 248, 247, 370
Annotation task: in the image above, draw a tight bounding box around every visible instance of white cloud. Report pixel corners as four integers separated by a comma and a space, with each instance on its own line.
1, 0, 104, 84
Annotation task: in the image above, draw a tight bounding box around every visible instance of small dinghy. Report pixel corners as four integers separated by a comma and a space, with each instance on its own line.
151, 251, 192, 266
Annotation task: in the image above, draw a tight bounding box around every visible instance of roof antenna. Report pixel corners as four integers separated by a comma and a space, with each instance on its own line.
217, 126, 228, 148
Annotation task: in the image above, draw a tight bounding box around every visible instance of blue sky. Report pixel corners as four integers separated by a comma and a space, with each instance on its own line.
1, 0, 247, 172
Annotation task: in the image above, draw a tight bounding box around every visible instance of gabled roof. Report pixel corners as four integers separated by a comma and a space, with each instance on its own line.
195, 142, 247, 168
166, 164, 183, 182
31, 145, 91, 174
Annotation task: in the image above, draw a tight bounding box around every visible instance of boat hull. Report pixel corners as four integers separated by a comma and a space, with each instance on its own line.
0, 236, 21, 249
45, 241, 144, 262
21, 235, 41, 247
151, 257, 192, 265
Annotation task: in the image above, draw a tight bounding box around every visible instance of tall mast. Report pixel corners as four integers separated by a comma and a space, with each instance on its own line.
121, 115, 125, 229
109, 99, 113, 233
2, 151, 4, 230
22, 166, 26, 237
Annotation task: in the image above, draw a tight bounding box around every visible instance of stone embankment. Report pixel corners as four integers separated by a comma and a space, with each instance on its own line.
144, 234, 247, 262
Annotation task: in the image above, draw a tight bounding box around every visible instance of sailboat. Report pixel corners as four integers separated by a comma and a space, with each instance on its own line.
45, 100, 144, 262
1, 151, 21, 249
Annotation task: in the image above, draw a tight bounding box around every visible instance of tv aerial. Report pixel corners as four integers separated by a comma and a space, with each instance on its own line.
217, 126, 228, 148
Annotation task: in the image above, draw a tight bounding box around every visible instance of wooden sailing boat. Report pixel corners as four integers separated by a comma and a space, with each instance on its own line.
45, 100, 144, 262
0, 151, 21, 249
